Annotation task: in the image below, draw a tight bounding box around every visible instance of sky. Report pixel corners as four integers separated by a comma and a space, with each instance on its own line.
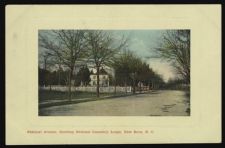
39, 30, 176, 82
109, 30, 176, 82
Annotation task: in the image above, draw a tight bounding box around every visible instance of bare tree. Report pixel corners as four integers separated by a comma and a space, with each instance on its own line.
155, 30, 190, 84
86, 30, 127, 97
112, 49, 140, 94
39, 30, 87, 101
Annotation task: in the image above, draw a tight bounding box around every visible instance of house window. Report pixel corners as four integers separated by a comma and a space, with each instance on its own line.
93, 76, 96, 79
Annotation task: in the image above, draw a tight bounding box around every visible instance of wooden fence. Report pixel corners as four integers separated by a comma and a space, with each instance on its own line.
40, 85, 132, 93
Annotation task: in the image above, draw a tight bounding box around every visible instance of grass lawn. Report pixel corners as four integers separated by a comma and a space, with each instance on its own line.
39, 89, 124, 103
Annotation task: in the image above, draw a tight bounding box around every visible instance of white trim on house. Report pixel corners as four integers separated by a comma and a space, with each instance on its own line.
90, 74, 109, 87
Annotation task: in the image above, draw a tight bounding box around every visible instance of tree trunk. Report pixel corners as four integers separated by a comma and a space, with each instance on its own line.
58, 65, 61, 86
58, 71, 61, 86
139, 83, 142, 93
96, 66, 100, 98
114, 79, 117, 94
132, 79, 136, 94
68, 68, 73, 101
44, 58, 47, 87
125, 77, 127, 94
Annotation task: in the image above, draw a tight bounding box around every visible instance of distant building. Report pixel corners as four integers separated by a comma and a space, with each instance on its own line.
90, 68, 109, 87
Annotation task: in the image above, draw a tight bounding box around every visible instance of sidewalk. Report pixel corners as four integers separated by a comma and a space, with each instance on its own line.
39, 90, 154, 109
39, 92, 137, 109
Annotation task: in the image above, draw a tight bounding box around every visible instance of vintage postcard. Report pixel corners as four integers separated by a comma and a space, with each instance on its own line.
6, 5, 221, 144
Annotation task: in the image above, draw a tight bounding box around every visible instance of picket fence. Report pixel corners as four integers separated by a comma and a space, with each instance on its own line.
40, 85, 132, 93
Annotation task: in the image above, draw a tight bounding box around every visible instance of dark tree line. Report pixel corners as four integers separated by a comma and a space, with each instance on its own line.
39, 66, 91, 87
39, 67, 69, 87
163, 78, 189, 90
112, 50, 165, 94
74, 66, 91, 86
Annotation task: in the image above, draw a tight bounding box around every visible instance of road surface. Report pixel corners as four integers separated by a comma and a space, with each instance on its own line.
39, 90, 190, 116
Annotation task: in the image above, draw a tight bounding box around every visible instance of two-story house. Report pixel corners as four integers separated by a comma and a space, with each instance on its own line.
90, 68, 109, 87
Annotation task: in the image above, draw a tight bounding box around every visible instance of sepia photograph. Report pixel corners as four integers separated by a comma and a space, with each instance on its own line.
38, 30, 190, 116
